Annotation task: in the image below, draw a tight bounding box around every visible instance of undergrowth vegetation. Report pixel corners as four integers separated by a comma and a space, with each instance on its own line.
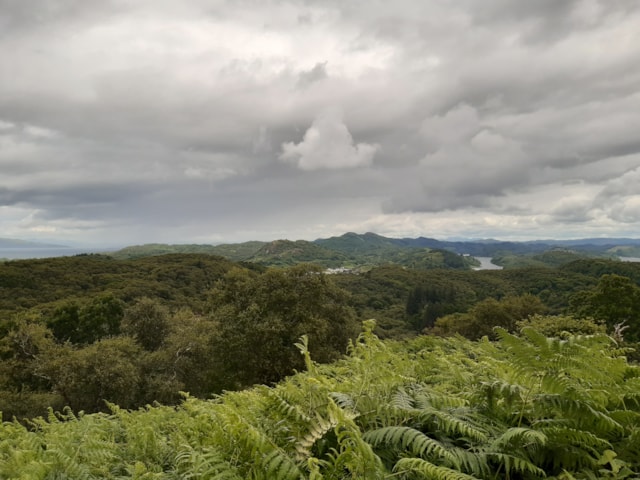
1, 320, 639, 479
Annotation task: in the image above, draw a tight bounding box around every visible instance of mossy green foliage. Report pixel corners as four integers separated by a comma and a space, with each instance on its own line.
1, 321, 639, 479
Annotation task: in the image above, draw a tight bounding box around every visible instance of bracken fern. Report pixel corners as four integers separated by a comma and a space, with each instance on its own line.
0, 320, 638, 479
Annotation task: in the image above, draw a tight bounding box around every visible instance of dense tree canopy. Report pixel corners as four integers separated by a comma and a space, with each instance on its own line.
0, 261, 360, 418
429, 294, 547, 339
1, 253, 640, 421
209, 264, 359, 389
570, 274, 640, 342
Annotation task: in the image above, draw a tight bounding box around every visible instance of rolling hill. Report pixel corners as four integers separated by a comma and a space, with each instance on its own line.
108, 232, 640, 269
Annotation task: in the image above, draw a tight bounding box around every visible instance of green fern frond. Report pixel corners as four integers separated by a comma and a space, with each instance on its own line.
614, 428, 640, 467
608, 409, 640, 429
391, 388, 416, 411
267, 390, 312, 425
324, 399, 385, 478
173, 445, 243, 479
294, 334, 316, 374
477, 380, 525, 413
540, 426, 611, 464
211, 401, 302, 478
121, 460, 166, 479
495, 328, 624, 391
420, 407, 489, 444
414, 388, 469, 410
484, 452, 546, 478
294, 414, 337, 461
363, 426, 458, 467
535, 395, 623, 434
44, 445, 93, 479
490, 426, 548, 450
393, 457, 479, 480
264, 448, 304, 480
449, 448, 490, 478
329, 392, 356, 413
618, 389, 640, 410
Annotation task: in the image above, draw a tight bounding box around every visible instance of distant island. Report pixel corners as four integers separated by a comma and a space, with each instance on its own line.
0, 238, 104, 261
0, 238, 66, 249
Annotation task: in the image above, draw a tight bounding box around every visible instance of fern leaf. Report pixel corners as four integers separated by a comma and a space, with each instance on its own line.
393, 457, 479, 480
535, 394, 623, 434
609, 409, 640, 428
420, 408, 489, 444
484, 452, 546, 478
267, 390, 312, 425
450, 448, 490, 478
540, 426, 611, 467
490, 427, 547, 450
45, 446, 93, 480
294, 414, 337, 461
174, 445, 243, 479
264, 448, 304, 480
363, 426, 458, 467
391, 388, 416, 411
329, 392, 356, 413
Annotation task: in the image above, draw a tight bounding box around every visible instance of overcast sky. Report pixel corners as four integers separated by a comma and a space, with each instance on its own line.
2, 0, 640, 246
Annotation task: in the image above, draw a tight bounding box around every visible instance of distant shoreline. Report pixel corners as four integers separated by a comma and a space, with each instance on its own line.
0, 247, 116, 260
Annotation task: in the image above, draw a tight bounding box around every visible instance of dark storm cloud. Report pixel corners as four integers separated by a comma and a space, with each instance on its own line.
1, 0, 640, 243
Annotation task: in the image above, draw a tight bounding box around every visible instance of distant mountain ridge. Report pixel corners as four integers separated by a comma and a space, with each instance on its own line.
314, 232, 398, 254
108, 232, 640, 268
383, 235, 640, 257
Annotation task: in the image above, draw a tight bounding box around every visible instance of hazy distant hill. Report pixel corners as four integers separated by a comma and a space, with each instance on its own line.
314, 232, 398, 254
209, 241, 266, 261
110, 243, 223, 259
247, 239, 348, 267
605, 245, 640, 258
312, 233, 477, 269
390, 235, 640, 258
0, 238, 65, 248
109, 232, 640, 268
110, 242, 266, 261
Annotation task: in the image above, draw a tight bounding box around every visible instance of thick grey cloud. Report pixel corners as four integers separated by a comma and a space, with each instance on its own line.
1, 0, 640, 245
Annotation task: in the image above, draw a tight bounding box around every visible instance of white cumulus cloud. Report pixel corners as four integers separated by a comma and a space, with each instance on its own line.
280, 109, 379, 170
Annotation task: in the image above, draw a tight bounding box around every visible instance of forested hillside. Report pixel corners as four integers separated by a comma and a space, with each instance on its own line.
108, 232, 640, 267
2, 253, 640, 421
110, 236, 480, 270
0, 258, 357, 419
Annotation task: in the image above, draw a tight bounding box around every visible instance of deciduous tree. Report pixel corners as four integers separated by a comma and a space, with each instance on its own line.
209, 264, 358, 388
